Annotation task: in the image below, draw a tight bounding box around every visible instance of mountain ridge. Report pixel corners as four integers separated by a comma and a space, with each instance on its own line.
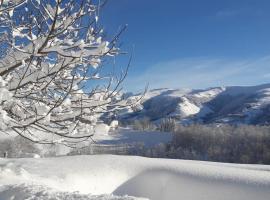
120, 83, 270, 125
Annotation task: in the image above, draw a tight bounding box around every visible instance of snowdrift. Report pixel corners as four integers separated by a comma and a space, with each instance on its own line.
0, 155, 270, 200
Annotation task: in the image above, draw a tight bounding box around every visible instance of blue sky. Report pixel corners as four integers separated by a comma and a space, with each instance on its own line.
100, 0, 270, 92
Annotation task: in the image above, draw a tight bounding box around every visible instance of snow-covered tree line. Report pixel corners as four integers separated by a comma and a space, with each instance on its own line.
0, 0, 141, 145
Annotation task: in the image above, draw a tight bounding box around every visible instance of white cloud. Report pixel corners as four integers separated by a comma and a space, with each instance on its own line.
125, 56, 270, 91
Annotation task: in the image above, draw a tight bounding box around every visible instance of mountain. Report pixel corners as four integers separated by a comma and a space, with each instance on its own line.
119, 83, 270, 125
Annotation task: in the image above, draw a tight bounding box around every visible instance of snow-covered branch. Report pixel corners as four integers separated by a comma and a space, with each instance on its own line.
0, 0, 139, 146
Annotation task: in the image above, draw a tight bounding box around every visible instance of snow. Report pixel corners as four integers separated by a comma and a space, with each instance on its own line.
0, 155, 270, 200
0, 184, 145, 200
120, 84, 270, 124
172, 97, 200, 117
222, 83, 270, 96
110, 120, 119, 129
94, 123, 111, 135
142, 88, 190, 100
0, 127, 172, 157
93, 128, 172, 148
192, 87, 225, 98
0, 84, 10, 97
0, 110, 11, 130
167, 87, 224, 118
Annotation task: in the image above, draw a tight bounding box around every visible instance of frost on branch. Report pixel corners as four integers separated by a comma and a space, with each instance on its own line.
0, 0, 141, 146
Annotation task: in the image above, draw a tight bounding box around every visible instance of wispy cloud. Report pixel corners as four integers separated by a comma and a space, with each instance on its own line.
125, 56, 270, 91
216, 10, 240, 18
215, 7, 266, 19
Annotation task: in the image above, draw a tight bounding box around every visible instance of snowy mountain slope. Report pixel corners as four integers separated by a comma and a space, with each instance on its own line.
0, 155, 270, 200
203, 84, 270, 124
120, 83, 270, 124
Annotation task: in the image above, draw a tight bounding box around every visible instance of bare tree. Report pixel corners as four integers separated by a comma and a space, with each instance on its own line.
0, 0, 141, 146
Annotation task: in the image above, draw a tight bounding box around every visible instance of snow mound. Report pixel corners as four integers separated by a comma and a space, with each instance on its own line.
0, 155, 270, 200
0, 184, 146, 200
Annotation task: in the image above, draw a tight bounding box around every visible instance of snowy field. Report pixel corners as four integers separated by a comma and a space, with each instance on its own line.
0, 127, 173, 157
1, 155, 270, 200
93, 128, 172, 148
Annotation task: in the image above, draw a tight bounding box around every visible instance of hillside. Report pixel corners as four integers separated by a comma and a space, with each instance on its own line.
119, 83, 270, 125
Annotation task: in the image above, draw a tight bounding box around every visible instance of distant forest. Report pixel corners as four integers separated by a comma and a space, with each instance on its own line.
132, 118, 270, 164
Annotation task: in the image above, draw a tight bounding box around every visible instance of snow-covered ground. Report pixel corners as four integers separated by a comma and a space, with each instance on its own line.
0, 127, 173, 157
93, 128, 172, 148
1, 155, 270, 200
